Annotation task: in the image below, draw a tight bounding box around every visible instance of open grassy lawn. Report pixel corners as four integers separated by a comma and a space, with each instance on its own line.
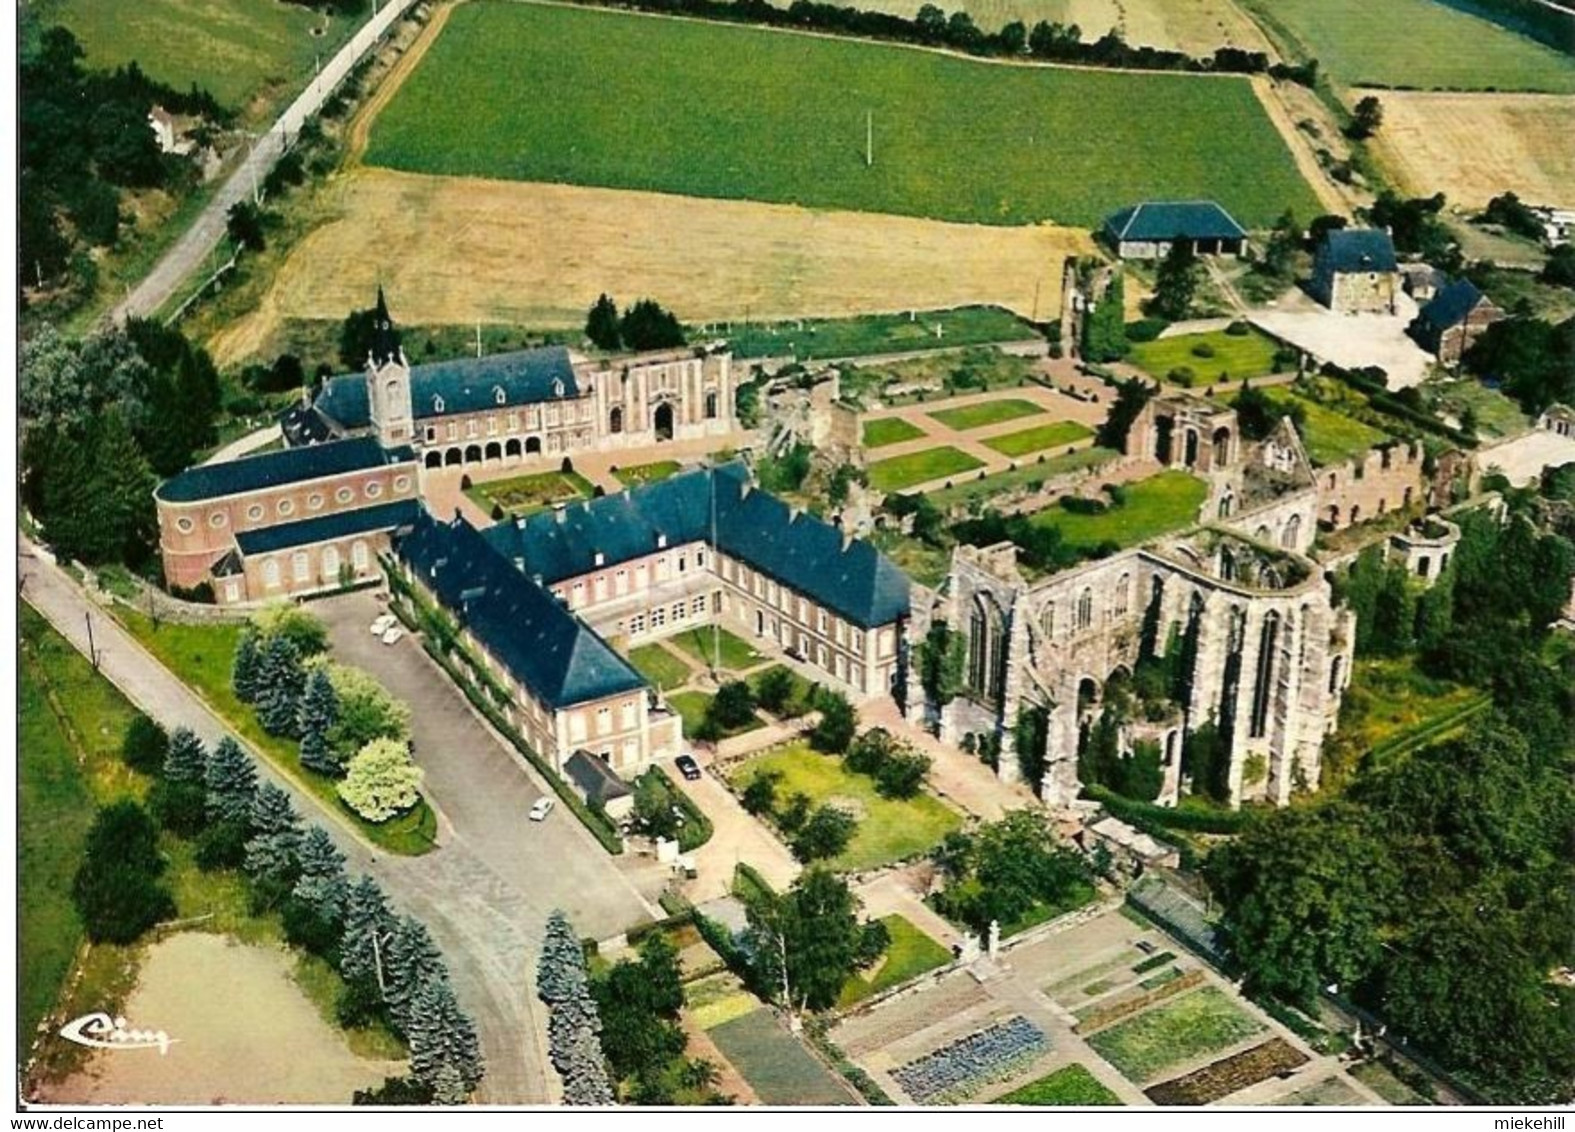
863, 417, 927, 449
112, 609, 437, 855
46, 0, 361, 119
1326, 658, 1489, 780
668, 626, 766, 673
667, 690, 765, 740
1240, 389, 1390, 467
709, 1008, 855, 1105
627, 643, 693, 692
993, 1063, 1123, 1105
366, 1, 1320, 228
1031, 470, 1207, 551
1424, 377, 1531, 440
928, 397, 1044, 431
1086, 986, 1264, 1085
838, 915, 952, 1007
869, 446, 986, 492
466, 469, 594, 517
612, 460, 683, 488
924, 446, 1120, 512
1238, 0, 1575, 92
1128, 328, 1282, 385
729, 305, 1034, 360
730, 741, 962, 871
982, 419, 1094, 457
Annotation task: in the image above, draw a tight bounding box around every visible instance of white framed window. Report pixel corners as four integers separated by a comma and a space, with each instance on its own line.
224, 579, 240, 603
466, 419, 479, 439
263, 559, 281, 588
615, 570, 628, 596
433, 395, 446, 413
621, 700, 637, 729
628, 613, 646, 635
692, 595, 707, 615
652, 607, 667, 629
596, 707, 611, 736
818, 610, 828, 633
508, 411, 520, 432
447, 422, 459, 441
570, 713, 587, 743
322, 545, 341, 577
352, 541, 369, 571
494, 386, 506, 406
247, 503, 265, 521
852, 630, 863, 656
673, 600, 688, 622
488, 416, 498, 436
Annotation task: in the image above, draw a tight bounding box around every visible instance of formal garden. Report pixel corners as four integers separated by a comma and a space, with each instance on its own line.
1128, 325, 1285, 387
612, 460, 683, 488
1084, 985, 1265, 1085
992, 1063, 1121, 1106
981, 420, 1093, 458
464, 468, 594, 517
867, 446, 985, 492
927, 397, 1042, 432
862, 417, 926, 449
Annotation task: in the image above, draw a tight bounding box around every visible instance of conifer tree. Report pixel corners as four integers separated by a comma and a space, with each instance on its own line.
536, 909, 582, 1006
232, 629, 263, 703
163, 726, 208, 784
204, 736, 258, 824
340, 875, 394, 990
243, 781, 303, 884
409, 975, 485, 1102
298, 666, 342, 776
385, 915, 447, 1033
291, 826, 350, 922
536, 909, 613, 1105
256, 633, 305, 737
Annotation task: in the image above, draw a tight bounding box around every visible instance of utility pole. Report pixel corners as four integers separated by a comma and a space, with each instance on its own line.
85, 612, 98, 670
1032, 276, 1042, 324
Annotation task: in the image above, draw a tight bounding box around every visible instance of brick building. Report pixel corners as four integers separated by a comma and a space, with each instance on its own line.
1409, 279, 1503, 365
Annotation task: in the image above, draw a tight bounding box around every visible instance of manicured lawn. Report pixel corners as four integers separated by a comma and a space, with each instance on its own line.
367, 0, 1321, 228
1257, 392, 1390, 467
709, 1008, 855, 1105
868, 446, 986, 492
1086, 986, 1264, 1085
730, 305, 1034, 360
923, 446, 1120, 512
928, 397, 1043, 431
1239, 0, 1575, 92
48, 0, 363, 120
982, 419, 1094, 457
667, 690, 765, 739
668, 625, 766, 673
993, 1063, 1122, 1106
627, 643, 693, 692
612, 460, 683, 488
838, 914, 952, 1007
729, 741, 962, 871
466, 469, 594, 517
112, 609, 437, 855
863, 417, 927, 449
686, 972, 759, 1031
1423, 378, 1530, 440
1128, 328, 1282, 386
1031, 470, 1207, 551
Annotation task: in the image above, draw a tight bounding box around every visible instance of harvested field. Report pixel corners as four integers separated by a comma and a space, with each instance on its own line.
851, 0, 1273, 53
1370, 92, 1575, 210
211, 170, 1089, 367
1144, 1037, 1309, 1105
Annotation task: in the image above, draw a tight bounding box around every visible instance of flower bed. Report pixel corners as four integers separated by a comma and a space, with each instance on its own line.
1144, 1037, 1309, 1106
892, 1015, 1049, 1104
1076, 968, 1205, 1033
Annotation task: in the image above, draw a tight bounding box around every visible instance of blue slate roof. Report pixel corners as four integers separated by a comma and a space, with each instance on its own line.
1320, 228, 1398, 274
315, 346, 580, 430
156, 437, 415, 503
1104, 201, 1247, 243
395, 509, 646, 710
484, 464, 910, 629
1418, 279, 1487, 329
234, 499, 421, 556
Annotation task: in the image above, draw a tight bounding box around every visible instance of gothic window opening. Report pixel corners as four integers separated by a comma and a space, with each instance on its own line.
1249, 611, 1281, 739
1076, 588, 1094, 632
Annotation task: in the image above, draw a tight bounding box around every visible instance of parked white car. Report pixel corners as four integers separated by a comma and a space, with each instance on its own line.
529, 797, 556, 822
369, 613, 396, 636
380, 625, 405, 646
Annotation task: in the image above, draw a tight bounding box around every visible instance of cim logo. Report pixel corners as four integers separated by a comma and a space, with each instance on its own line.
59, 1012, 178, 1055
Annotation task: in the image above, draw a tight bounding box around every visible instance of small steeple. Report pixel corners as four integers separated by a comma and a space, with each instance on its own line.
370, 286, 401, 368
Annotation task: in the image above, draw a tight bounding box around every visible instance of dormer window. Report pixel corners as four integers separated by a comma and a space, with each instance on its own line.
432, 395, 445, 413
552, 379, 565, 397
593, 551, 605, 567
657, 534, 668, 549
493, 386, 506, 406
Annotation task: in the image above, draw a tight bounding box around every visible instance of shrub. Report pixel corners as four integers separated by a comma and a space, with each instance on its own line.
1225, 320, 1252, 337
777, 791, 812, 834
250, 603, 328, 656
120, 714, 169, 776
708, 681, 757, 730
741, 770, 781, 816
754, 667, 798, 715
809, 690, 857, 753
149, 778, 208, 836
71, 802, 174, 944
1125, 317, 1170, 343
875, 750, 932, 800
793, 805, 857, 862
337, 738, 424, 822
1060, 495, 1108, 516
1167, 365, 1197, 387
1191, 342, 1217, 359
194, 817, 250, 871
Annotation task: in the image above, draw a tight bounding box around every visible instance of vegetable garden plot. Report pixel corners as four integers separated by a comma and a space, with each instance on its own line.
1145, 1037, 1310, 1105
892, 1015, 1049, 1104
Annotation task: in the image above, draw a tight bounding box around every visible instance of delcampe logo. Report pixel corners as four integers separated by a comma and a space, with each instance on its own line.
59, 1012, 178, 1055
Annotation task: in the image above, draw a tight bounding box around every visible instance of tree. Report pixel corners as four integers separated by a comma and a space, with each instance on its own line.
792, 805, 857, 863
71, 802, 174, 943
163, 726, 208, 784
385, 915, 448, 1034
745, 869, 878, 1012
537, 909, 613, 1105
324, 663, 412, 758
286, 826, 350, 955
232, 629, 264, 703
630, 773, 680, 842
338, 738, 424, 822
251, 603, 328, 656
708, 681, 757, 730
753, 667, 798, 715
998, 19, 1027, 53
1081, 272, 1129, 362
914, 3, 946, 42
120, 714, 168, 775
1542, 244, 1575, 290
741, 769, 781, 816
244, 781, 303, 888
340, 875, 394, 994
255, 632, 306, 737
1234, 381, 1304, 441
204, 736, 258, 824
585, 293, 621, 351
929, 810, 1092, 936
592, 933, 686, 1088
809, 690, 857, 753
408, 975, 485, 1102
917, 623, 967, 708
1347, 95, 1384, 139
1261, 210, 1300, 280
1095, 376, 1155, 453
298, 666, 342, 776
619, 298, 685, 352
226, 199, 267, 252
1149, 240, 1200, 321
537, 909, 584, 1007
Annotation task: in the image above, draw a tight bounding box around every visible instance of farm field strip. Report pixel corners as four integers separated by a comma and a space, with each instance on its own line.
1085, 985, 1265, 1085
364, 0, 1321, 228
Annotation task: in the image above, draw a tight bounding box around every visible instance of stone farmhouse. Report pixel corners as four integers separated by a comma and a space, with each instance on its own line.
1101, 200, 1248, 260
284, 290, 736, 469
1409, 278, 1503, 365
1311, 228, 1400, 315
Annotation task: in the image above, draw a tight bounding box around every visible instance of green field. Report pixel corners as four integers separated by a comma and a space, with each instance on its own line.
612, 460, 683, 488
1031, 470, 1207, 550
1086, 986, 1265, 1084
1239, 0, 1575, 91
709, 1009, 855, 1105
869, 446, 986, 492
838, 914, 953, 1007
466, 470, 594, 517
45, 0, 361, 118
928, 398, 1044, 431
1129, 328, 1283, 386
730, 741, 962, 871
729, 306, 1034, 360
627, 643, 693, 692
367, 0, 1321, 228
982, 419, 1094, 457
993, 1063, 1123, 1105
1261, 392, 1390, 467
863, 417, 927, 449
669, 626, 766, 673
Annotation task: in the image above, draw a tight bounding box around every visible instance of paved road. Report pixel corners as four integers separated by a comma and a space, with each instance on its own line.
19, 535, 638, 1104
112, 0, 419, 324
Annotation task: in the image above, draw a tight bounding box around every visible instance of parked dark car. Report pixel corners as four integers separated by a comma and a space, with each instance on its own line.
675, 754, 702, 781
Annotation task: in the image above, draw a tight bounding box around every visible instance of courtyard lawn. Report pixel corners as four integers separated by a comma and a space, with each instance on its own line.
667, 690, 765, 740
838, 914, 952, 1007
627, 643, 693, 692
1238, 0, 1575, 92
1086, 986, 1265, 1085
669, 626, 766, 673
730, 741, 962, 871
924, 446, 1120, 512
993, 1063, 1122, 1106
1031, 470, 1207, 551
863, 417, 927, 449
612, 460, 683, 488
1128, 328, 1282, 386
1261, 392, 1390, 467
709, 1009, 855, 1105
928, 398, 1043, 432
366, 0, 1321, 228
111, 609, 437, 855
982, 419, 1094, 458
466, 469, 594, 517
868, 446, 986, 492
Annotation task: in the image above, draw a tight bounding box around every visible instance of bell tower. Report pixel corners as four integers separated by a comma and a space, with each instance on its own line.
365, 287, 414, 447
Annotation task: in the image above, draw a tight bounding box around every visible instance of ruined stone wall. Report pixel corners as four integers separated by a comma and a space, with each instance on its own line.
1315, 442, 1427, 529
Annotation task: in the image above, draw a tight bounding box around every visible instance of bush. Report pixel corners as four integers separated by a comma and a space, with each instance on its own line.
354, 1077, 436, 1106
120, 713, 169, 776
741, 770, 781, 816
71, 802, 174, 944
875, 750, 932, 800
1125, 317, 1170, 343
709, 681, 757, 730
754, 667, 798, 715
777, 791, 812, 834
809, 690, 857, 753
1060, 495, 1108, 516
250, 603, 328, 656
337, 738, 423, 822
1191, 342, 1216, 359
1166, 366, 1197, 387
149, 778, 208, 836
194, 817, 250, 871
1225, 320, 1252, 337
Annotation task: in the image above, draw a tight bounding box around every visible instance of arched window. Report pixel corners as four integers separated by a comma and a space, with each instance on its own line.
1250, 611, 1281, 739
292, 552, 310, 583
968, 596, 1007, 704
1115, 574, 1131, 615
609, 406, 624, 434
352, 541, 369, 571
705, 391, 719, 419
1076, 588, 1094, 631
1281, 513, 1302, 549
263, 559, 281, 589
1040, 602, 1055, 638
321, 545, 341, 578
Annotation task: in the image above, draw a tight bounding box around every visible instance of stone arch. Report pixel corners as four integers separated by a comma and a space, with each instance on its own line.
484, 441, 502, 462
1254, 524, 1271, 543
1281, 513, 1302, 549
1327, 504, 1340, 526
505, 438, 522, 460
705, 391, 719, 420
1115, 572, 1131, 616
1183, 428, 1200, 468
464, 444, 483, 464
1249, 610, 1282, 739
609, 406, 624, 434
968, 593, 1008, 704
1350, 503, 1362, 524
321, 545, 341, 579
444, 448, 462, 467
1076, 676, 1101, 715
1075, 587, 1095, 631
654, 402, 675, 441
1039, 600, 1056, 639
1212, 425, 1232, 467
525, 436, 542, 456
425, 450, 443, 469
1218, 491, 1234, 519
1328, 653, 1345, 695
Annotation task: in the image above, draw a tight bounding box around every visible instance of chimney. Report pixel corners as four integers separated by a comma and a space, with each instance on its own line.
452, 507, 463, 527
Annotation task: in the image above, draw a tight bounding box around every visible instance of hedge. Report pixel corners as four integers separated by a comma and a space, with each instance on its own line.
732, 861, 775, 905
1323, 364, 1477, 448
1083, 784, 1250, 834
642, 766, 713, 852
